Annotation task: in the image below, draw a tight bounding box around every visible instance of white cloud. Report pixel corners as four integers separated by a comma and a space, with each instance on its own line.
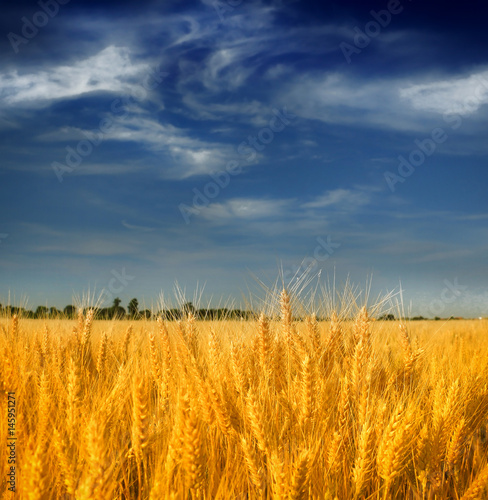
172, 13, 349, 122
302, 188, 370, 209
399, 70, 488, 115
202, 198, 290, 221
0, 46, 150, 107
282, 67, 488, 131
201, 47, 257, 91
122, 220, 155, 232
282, 72, 418, 130
90, 115, 233, 179
42, 114, 233, 180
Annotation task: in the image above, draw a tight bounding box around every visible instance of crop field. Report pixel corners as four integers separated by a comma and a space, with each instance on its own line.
1, 290, 488, 499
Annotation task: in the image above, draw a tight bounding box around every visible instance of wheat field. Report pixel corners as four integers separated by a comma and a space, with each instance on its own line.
1, 290, 488, 499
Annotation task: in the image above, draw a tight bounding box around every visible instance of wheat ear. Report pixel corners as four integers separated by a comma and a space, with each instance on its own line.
280, 289, 294, 348
246, 389, 269, 454
241, 436, 264, 497
11, 313, 19, 338
289, 449, 312, 500
299, 354, 313, 430
305, 313, 321, 355
377, 405, 414, 495
96, 331, 108, 376
25, 441, 48, 500
53, 427, 77, 495
230, 341, 248, 395
461, 463, 488, 500
353, 422, 375, 498
258, 312, 272, 377
148, 329, 161, 383
131, 374, 149, 462
181, 392, 205, 492
122, 324, 132, 361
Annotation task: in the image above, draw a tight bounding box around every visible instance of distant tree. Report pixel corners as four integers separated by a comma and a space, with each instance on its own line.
159, 308, 182, 320
64, 305, 76, 318
50, 307, 61, 318
113, 306, 126, 319
142, 309, 151, 319
96, 308, 107, 320
378, 314, 395, 321
35, 306, 48, 318
107, 297, 125, 319
182, 302, 196, 316
128, 298, 139, 318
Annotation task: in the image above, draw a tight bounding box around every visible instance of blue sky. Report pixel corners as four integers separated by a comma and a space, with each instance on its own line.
1, 0, 487, 316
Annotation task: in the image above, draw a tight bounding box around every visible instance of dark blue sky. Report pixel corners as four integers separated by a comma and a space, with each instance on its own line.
1, 0, 487, 316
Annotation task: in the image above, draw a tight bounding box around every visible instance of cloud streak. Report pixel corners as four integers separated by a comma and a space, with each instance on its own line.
0, 46, 150, 107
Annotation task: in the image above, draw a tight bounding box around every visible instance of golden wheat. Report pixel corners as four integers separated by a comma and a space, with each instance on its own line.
1, 292, 488, 498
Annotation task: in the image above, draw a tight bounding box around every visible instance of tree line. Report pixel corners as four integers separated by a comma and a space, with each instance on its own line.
0, 301, 465, 321
0, 298, 254, 320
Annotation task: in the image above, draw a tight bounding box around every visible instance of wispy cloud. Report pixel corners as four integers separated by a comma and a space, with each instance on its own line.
122, 220, 155, 232
98, 116, 234, 179
454, 213, 488, 221
282, 67, 488, 131
302, 188, 371, 210
411, 249, 475, 263
16, 223, 143, 257
0, 46, 150, 107
201, 198, 290, 221
399, 69, 488, 115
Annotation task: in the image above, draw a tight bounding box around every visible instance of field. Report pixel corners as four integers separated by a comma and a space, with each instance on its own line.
1, 291, 488, 499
